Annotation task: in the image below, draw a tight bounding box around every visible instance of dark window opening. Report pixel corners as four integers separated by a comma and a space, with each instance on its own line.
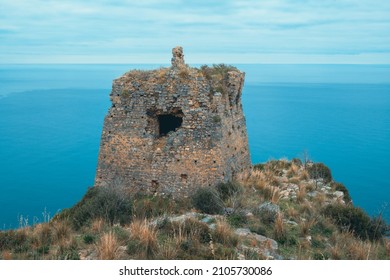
151, 180, 159, 193
158, 114, 183, 136
181, 174, 188, 184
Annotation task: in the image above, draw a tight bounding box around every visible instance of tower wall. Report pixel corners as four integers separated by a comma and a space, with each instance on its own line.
94, 47, 251, 197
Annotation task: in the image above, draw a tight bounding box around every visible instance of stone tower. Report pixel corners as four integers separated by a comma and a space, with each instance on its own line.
94, 46, 251, 197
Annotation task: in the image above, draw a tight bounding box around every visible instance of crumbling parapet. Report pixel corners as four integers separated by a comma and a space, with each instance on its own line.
171, 46, 185, 69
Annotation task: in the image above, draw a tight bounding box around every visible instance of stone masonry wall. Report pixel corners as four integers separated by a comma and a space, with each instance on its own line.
94, 47, 251, 197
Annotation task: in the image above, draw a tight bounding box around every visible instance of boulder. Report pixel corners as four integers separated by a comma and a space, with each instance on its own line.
257, 202, 280, 222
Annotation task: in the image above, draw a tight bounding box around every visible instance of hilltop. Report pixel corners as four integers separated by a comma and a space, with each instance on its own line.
1, 159, 389, 260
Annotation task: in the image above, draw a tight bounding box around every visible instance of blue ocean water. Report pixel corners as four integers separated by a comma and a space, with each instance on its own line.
0, 64, 389, 229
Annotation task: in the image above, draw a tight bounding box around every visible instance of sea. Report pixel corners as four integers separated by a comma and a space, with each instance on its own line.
0, 64, 389, 229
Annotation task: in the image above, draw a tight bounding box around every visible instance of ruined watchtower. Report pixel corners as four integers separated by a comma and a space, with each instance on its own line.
94, 47, 251, 197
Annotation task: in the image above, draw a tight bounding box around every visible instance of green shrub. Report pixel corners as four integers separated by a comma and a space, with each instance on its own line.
312, 251, 330, 260
59, 248, 80, 260
200, 64, 238, 97
227, 211, 247, 228
276, 233, 298, 246
211, 64, 238, 76
58, 187, 133, 229
212, 115, 221, 123
182, 219, 211, 244
253, 163, 265, 171
37, 245, 49, 255
180, 240, 195, 252
126, 239, 142, 255
113, 225, 130, 243
323, 204, 389, 241
216, 181, 242, 202
0, 230, 30, 252
370, 215, 390, 241
311, 236, 326, 249
132, 195, 180, 219
311, 219, 335, 237
200, 64, 238, 81
307, 162, 332, 183
268, 160, 291, 170
83, 234, 96, 244
249, 224, 269, 236
191, 187, 224, 215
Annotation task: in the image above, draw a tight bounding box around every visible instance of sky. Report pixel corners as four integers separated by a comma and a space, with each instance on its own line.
0, 0, 389, 64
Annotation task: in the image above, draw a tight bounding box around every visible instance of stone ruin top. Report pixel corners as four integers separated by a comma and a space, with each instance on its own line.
94, 47, 251, 197
171, 46, 185, 69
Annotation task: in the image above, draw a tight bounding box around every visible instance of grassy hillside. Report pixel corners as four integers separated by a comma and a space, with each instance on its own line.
1, 159, 389, 260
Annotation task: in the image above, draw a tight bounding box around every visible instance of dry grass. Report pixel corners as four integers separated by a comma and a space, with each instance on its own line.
97, 231, 118, 260
305, 182, 316, 192
314, 192, 327, 206
299, 218, 315, 236
213, 219, 238, 246
169, 222, 187, 245
299, 201, 313, 217
32, 223, 52, 247
1, 159, 388, 260
384, 238, 390, 258
178, 67, 190, 79
286, 164, 300, 178
286, 206, 299, 219
2, 250, 12, 260
129, 219, 158, 259
270, 187, 281, 204
253, 178, 267, 191
291, 163, 300, 174
297, 184, 306, 203
299, 169, 309, 180
156, 67, 168, 82
288, 177, 300, 185
208, 234, 216, 259
243, 170, 266, 191
274, 213, 286, 241
52, 221, 70, 242
265, 172, 280, 187
158, 238, 178, 259
91, 218, 105, 233
296, 243, 312, 260
347, 240, 371, 260
329, 244, 343, 260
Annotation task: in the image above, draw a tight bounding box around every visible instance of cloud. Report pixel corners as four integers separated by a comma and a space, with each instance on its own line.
0, 0, 389, 63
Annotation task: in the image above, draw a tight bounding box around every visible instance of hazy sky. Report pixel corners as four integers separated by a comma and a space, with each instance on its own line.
1, 0, 389, 64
